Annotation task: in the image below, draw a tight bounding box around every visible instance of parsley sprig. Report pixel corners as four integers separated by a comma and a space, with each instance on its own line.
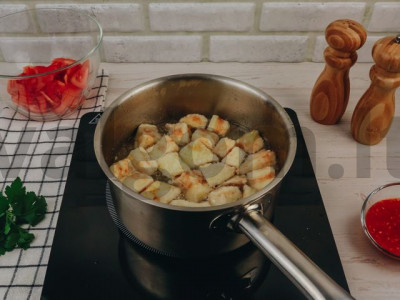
0, 177, 47, 255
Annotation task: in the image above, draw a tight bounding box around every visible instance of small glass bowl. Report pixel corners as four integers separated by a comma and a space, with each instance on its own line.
0, 8, 103, 121
361, 182, 400, 259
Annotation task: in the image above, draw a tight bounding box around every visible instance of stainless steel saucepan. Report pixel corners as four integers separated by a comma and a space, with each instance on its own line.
94, 74, 353, 300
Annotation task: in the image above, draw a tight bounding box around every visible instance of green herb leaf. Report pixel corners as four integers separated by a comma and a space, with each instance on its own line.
13, 192, 47, 226
17, 227, 35, 250
0, 192, 9, 216
0, 177, 47, 255
4, 230, 19, 251
4, 211, 14, 235
5, 177, 26, 205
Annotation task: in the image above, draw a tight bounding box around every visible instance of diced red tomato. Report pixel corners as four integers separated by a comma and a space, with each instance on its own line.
35, 95, 48, 113
16, 84, 31, 107
39, 91, 54, 106
7, 80, 19, 95
70, 60, 89, 89
27, 103, 41, 114
7, 57, 90, 115
51, 57, 75, 69
63, 65, 80, 84
22, 65, 37, 75
44, 80, 66, 104
33, 66, 55, 91
11, 94, 20, 106
53, 85, 82, 115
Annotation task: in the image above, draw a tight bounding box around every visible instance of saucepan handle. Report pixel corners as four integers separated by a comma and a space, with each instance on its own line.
236, 209, 354, 300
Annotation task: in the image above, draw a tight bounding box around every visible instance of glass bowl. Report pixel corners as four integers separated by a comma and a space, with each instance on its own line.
0, 8, 103, 121
361, 182, 400, 259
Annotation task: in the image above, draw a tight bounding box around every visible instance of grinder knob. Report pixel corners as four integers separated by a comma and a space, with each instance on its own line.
351, 35, 400, 145
310, 19, 367, 125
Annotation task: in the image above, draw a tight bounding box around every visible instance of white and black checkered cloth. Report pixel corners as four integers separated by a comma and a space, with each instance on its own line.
0, 70, 108, 299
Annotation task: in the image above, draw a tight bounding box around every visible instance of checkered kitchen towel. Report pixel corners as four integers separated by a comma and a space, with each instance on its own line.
0, 70, 108, 299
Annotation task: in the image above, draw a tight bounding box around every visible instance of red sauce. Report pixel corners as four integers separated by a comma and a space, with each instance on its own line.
365, 198, 400, 256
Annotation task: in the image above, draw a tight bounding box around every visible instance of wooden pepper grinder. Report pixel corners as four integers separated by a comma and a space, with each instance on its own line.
351, 35, 400, 145
310, 19, 366, 125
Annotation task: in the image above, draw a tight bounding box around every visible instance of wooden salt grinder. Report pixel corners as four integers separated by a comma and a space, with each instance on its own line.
310, 19, 366, 125
351, 35, 400, 145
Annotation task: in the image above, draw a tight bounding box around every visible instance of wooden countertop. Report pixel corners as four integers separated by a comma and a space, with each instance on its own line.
103, 62, 400, 300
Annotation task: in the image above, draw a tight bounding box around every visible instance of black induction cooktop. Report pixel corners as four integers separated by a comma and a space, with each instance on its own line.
41, 110, 350, 300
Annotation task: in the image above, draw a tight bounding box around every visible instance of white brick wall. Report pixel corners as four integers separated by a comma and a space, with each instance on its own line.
369, 2, 400, 32
0, 1, 399, 63
0, 36, 93, 63
149, 3, 255, 32
0, 4, 32, 33
36, 3, 144, 32
210, 36, 309, 62
35, 6, 99, 33
103, 36, 202, 62
260, 2, 366, 32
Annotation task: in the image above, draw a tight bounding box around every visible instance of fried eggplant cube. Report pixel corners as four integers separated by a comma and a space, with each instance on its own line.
222, 146, 246, 168
247, 166, 275, 190
207, 115, 230, 136
213, 137, 236, 158
134, 124, 161, 149
157, 152, 190, 178
220, 175, 247, 187
236, 130, 264, 154
121, 171, 154, 193
243, 184, 257, 198
141, 181, 181, 204
208, 186, 242, 206
179, 139, 219, 168
109, 158, 135, 180
128, 147, 158, 175
199, 162, 236, 187
148, 135, 179, 160
179, 114, 208, 129
174, 170, 212, 202
165, 122, 191, 146
191, 128, 219, 149
239, 149, 276, 174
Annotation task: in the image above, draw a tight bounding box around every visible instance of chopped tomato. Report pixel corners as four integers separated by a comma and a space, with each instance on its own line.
54, 85, 83, 115
7, 80, 19, 95
70, 61, 89, 89
34, 66, 55, 90
63, 64, 81, 84
22, 65, 37, 75
43, 80, 66, 105
19, 72, 38, 93
39, 91, 56, 106
35, 95, 48, 113
11, 95, 20, 106
51, 57, 75, 69
7, 57, 90, 115
16, 84, 31, 107
27, 103, 41, 114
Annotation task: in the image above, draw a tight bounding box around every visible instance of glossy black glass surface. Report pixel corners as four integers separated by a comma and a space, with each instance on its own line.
41, 110, 349, 300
